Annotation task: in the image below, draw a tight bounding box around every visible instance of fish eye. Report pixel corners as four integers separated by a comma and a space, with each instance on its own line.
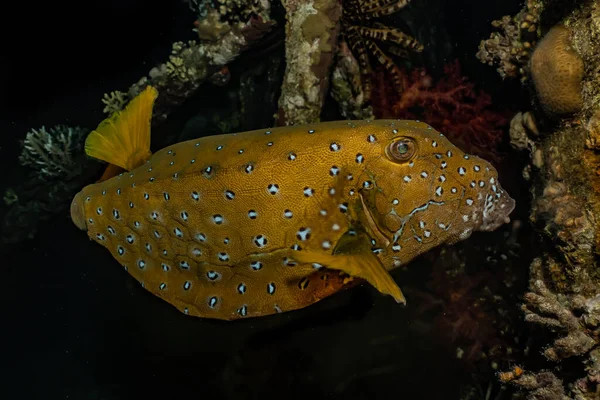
386, 138, 416, 162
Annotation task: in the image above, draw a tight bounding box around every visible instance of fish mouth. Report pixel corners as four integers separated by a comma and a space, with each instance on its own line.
477, 187, 516, 232
70, 191, 87, 231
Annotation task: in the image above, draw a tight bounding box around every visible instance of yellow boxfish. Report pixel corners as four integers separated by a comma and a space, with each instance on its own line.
70, 86, 515, 321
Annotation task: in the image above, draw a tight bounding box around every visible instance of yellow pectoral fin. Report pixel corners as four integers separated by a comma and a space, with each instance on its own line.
292, 251, 406, 304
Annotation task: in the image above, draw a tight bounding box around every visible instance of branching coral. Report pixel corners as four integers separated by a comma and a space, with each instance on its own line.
371, 60, 511, 163
1, 125, 102, 248
477, 0, 543, 81
102, 4, 275, 124
18, 125, 88, 180
523, 259, 596, 361
276, 0, 342, 125
499, 369, 569, 400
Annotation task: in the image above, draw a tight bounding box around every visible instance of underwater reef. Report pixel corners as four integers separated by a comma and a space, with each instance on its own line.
10, 0, 600, 398
479, 0, 600, 398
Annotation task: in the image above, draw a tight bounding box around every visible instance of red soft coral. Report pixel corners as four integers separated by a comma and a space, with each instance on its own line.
371, 60, 511, 164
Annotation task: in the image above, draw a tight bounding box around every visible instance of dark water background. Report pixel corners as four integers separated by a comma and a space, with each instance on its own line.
1, 0, 532, 399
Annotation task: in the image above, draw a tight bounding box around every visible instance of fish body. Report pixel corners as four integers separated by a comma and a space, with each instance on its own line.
71, 89, 515, 320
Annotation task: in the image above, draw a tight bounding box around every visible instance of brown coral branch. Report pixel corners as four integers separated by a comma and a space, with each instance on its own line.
522, 258, 596, 362
276, 0, 342, 126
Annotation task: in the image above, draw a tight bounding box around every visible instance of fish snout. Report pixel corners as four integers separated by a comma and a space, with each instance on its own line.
70, 191, 88, 231
477, 185, 516, 232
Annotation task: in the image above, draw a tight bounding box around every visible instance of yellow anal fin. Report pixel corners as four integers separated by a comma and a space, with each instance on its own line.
293, 251, 405, 304
85, 85, 158, 171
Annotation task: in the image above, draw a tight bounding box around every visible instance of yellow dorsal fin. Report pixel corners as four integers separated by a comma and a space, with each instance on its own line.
85, 85, 158, 171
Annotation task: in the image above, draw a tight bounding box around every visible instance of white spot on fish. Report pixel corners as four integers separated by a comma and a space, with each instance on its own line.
253, 235, 268, 247
296, 228, 311, 241
251, 261, 263, 270
207, 271, 221, 281
237, 305, 248, 317
267, 184, 279, 195
237, 283, 246, 294
208, 296, 218, 308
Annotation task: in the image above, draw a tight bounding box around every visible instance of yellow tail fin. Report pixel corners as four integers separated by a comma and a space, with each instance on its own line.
85, 85, 158, 171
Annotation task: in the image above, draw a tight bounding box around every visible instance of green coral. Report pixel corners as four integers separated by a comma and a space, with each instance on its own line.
1, 124, 101, 249
19, 125, 88, 179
